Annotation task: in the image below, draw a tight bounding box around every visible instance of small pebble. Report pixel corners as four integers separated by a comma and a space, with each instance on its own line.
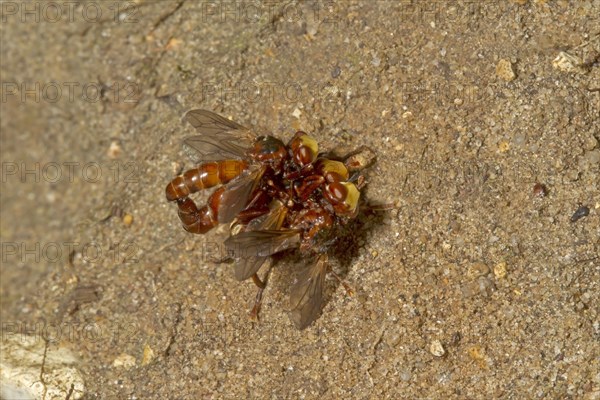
107, 140, 122, 159
142, 344, 155, 366
496, 59, 516, 82
123, 213, 134, 226
430, 340, 445, 357
570, 205, 590, 222
498, 140, 510, 152
494, 262, 507, 279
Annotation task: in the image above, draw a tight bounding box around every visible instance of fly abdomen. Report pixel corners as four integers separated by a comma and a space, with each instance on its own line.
176, 186, 227, 234
166, 160, 248, 202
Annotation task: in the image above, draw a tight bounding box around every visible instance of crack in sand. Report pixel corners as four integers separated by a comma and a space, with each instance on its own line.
164, 303, 184, 357
39, 339, 49, 400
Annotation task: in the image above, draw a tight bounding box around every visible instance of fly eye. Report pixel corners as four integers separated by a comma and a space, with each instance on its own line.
296, 147, 313, 166
258, 136, 285, 155
290, 132, 318, 166
325, 182, 346, 203
324, 182, 360, 215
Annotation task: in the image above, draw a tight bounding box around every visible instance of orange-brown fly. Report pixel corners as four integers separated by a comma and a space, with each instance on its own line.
166, 110, 375, 329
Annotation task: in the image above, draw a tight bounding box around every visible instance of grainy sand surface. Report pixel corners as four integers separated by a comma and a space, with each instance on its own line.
1, 1, 599, 399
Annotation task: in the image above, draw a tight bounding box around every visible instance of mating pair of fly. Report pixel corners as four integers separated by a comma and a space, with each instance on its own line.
166, 110, 376, 329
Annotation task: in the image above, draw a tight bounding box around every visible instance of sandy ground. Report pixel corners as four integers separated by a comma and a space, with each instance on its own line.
1, 1, 599, 399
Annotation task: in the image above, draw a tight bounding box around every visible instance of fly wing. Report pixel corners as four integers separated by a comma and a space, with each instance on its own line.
232, 257, 267, 282
225, 230, 300, 260
227, 230, 300, 281
217, 166, 265, 224
182, 110, 256, 162
229, 201, 290, 281
245, 200, 288, 231
289, 255, 328, 330
184, 109, 246, 134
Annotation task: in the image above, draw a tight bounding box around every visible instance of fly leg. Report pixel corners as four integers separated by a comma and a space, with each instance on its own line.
249, 259, 274, 321
328, 267, 354, 297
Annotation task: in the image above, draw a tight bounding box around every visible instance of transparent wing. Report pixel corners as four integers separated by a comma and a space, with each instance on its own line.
232, 256, 267, 281
245, 200, 288, 231
184, 109, 246, 134
225, 230, 300, 260
289, 255, 328, 330
182, 110, 256, 162
230, 200, 289, 281
217, 166, 265, 224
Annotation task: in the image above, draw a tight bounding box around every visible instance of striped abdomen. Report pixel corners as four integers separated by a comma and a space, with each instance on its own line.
176, 187, 227, 234
165, 160, 249, 202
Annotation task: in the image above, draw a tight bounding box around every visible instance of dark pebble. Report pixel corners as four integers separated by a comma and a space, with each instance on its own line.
570, 205, 590, 222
